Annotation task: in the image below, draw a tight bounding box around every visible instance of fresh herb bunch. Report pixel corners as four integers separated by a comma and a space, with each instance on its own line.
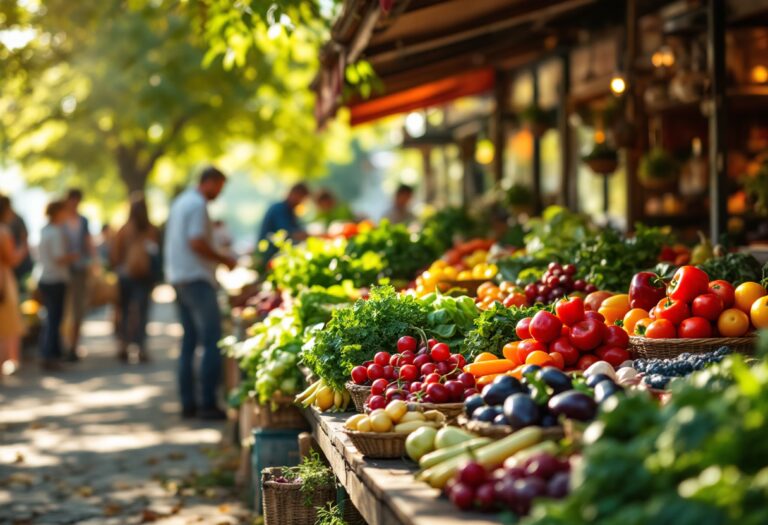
462, 303, 551, 359
697, 252, 764, 286
572, 224, 673, 292
524, 206, 593, 261
526, 354, 768, 525
315, 503, 346, 525
301, 286, 430, 390
344, 220, 437, 282
280, 451, 336, 507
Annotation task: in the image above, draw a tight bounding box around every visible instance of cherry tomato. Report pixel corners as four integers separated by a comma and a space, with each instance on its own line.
515, 317, 532, 340
424, 373, 442, 384
604, 325, 630, 348
409, 381, 424, 393
449, 354, 466, 369
444, 380, 466, 402
430, 343, 451, 362
421, 362, 438, 376
367, 395, 386, 410
577, 354, 599, 371
397, 336, 417, 352
708, 280, 736, 309
399, 351, 415, 365
516, 339, 547, 364
374, 351, 391, 367
457, 372, 476, 388
370, 378, 389, 396
633, 317, 653, 336
399, 364, 418, 382
525, 350, 554, 367
549, 336, 580, 366
547, 351, 565, 370
436, 361, 453, 376
427, 338, 439, 349
691, 293, 724, 321
717, 308, 750, 337
426, 383, 449, 403
367, 364, 385, 381
569, 318, 605, 351
667, 265, 710, 303
554, 296, 585, 327
382, 365, 396, 380
596, 346, 630, 367
645, 319, 676, 339
351, 365, 368, 385
678, 317, 713, 338
529, 311, 563, 343
655, 297, 690, 326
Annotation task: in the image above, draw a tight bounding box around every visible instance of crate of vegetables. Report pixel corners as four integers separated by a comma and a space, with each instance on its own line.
626, 266, 765, 359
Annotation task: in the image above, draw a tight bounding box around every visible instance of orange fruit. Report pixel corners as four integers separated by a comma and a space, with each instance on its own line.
750, 296, 768, 329
717, 308, 750, 337
734, 282, 767, 313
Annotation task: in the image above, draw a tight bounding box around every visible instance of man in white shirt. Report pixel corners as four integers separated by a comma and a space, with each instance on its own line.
165, 167, 236, 420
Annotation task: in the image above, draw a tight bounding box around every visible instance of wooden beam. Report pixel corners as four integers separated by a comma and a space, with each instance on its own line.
708, 0, 728, 243
532, 66, 543, 215
492, 69, 508, 183
558, 53, 573, 207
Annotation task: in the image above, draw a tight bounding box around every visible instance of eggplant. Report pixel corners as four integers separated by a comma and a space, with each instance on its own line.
537, 367, 573, 394
464, 394, 485, 417
547, 390, 597, 422
473, 406, 498, 422
482, 376, 523, 405
594, 380, 623, 403
493, 413, 511, 426
503, 393, 540, 430
586, 373, 613, 389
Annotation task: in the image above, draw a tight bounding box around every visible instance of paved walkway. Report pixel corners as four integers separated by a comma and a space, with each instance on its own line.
0, 288, 251, 525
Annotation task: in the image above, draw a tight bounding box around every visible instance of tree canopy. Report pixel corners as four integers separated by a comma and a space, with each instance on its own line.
0, 0, 351, 206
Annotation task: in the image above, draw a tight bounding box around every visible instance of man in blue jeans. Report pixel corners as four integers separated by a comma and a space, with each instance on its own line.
164, 167, 236, 420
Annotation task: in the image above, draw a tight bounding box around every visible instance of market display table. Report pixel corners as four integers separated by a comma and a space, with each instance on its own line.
304, 408, 500, 525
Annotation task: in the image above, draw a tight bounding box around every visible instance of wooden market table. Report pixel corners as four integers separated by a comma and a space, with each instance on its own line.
304, 408, 501, 525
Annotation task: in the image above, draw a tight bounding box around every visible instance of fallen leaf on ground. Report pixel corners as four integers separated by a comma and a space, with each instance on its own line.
77, 485, 93, 497
141, 509, 160, 522
103, 502, 123, 516
14, 452, 24, 463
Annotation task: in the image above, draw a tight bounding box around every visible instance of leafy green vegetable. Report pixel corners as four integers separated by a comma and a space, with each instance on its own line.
697, 252, 764, 286
280, 451, 335, 507
525, 352, 768, 525
497, 255, 549, 284
295, 285, 355, 329
524, 206, 593, 260
301, 286, 430, 390
420, 293, 480, 352
420, 207, 481, 254
462, 303, 551, 359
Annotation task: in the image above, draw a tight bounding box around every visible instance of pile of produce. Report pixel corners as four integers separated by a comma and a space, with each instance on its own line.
349, 337, 477, 406
413, 244, 498, 297
343, 400, 445, 434
462, 303, 550, 360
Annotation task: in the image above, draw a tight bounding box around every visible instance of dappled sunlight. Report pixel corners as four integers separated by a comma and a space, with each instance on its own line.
152, 284, 176, 304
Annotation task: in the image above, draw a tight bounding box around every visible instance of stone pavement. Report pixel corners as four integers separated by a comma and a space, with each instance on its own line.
0, 287, 252, 525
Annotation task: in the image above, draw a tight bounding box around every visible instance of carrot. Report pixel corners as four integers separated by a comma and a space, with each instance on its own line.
476, 373, 502, 388
473, 352, 499, 363
464, 359, 516, 376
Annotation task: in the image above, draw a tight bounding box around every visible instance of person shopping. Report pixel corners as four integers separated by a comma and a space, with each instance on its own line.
165, 167, 236, 419
37, 200, 77, 371
0, 196, 28, 376
111, 193, 160, 362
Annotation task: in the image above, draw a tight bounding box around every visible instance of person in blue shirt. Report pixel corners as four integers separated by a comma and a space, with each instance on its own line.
257, 183, 310, 262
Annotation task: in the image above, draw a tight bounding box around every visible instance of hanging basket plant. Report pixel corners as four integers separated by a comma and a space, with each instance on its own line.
520, 104, 554, 137
639, 147, 680, 190
582, 142, 619, 175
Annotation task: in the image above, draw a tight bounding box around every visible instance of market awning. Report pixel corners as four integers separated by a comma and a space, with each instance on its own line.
348, 69, 495, 126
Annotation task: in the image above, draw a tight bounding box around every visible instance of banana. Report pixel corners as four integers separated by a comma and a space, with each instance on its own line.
333, 390, 343, 409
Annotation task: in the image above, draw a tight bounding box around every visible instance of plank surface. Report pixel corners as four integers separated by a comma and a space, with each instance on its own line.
304, 409, 501, 525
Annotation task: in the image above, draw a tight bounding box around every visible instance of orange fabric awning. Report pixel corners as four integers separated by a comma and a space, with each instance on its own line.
349, 69, 496, 126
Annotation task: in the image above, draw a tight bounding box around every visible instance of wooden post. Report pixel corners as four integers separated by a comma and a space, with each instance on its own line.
558, 53, 572, 207
532, 66, 543, 214
492, 69, 508, 184
624, 0, 641, 231
708, 0, 728, 244
421, 146, 436, 203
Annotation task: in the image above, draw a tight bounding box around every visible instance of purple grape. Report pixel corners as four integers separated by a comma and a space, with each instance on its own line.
547, 471, 570, 499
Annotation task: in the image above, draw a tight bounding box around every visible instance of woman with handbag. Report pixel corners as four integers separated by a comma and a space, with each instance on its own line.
0, 195, 29, 376
111, 193, 160, 362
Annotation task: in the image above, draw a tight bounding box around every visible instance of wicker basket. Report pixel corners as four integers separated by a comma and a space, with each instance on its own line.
458, 416, 565, 441
415, 402, 465, 424
628, 335, 756, 360
345, 382, 371, 413
261, 468, 336, 525
344, 430, 408, 459
252, 396, 309, 430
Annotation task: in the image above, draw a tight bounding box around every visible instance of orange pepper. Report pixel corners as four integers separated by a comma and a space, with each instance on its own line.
473, 352, 499, 363
464, 359, 516, 376
476, 373, 502, 388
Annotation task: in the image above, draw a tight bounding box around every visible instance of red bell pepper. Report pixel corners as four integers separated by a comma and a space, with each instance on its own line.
667, 265, 709, 304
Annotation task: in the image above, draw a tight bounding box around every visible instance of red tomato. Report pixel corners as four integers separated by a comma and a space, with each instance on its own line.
577, 354, 599, 371
424, 373, 442, 384
351, 366, 368, 385
708, 280, 736, 309
655, 298, 691, 325
430, 343, 451, 362
568, 319, 605, 351
516, 339, 547, 363
691, 293, 724, 321
549, 336, 580, 366
397, 336, 418, 352
584, 310, 606, 323
413, 354, 431, 369
560, 325, 571, 337
503, 293, 528, 308
370, 378, 389, 396
420, 362, 438, 376
515, 317, 532, 340
529, 311, 563, 343
373, 352, 391, 367
645, 319, 677, 339
367, 364, 385, 381
554, 296, 585, 327
547, 351, 565, 370
597, 346, 631, 367
678, 317, 713, 338
604, 325, 630, 348
667, 265, 710, 303
425, 383, 449, 403
399, 364, 419, 382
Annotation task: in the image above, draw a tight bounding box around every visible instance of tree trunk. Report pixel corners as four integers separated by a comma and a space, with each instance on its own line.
114, 144, 151, 194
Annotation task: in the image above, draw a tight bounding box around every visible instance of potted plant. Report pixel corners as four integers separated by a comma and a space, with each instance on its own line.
582, 142, 619, 175
639, 147, 680, 189
520, 104, 553, 137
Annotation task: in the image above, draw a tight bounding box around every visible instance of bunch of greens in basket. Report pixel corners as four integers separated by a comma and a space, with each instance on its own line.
280, 451, 336, 507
